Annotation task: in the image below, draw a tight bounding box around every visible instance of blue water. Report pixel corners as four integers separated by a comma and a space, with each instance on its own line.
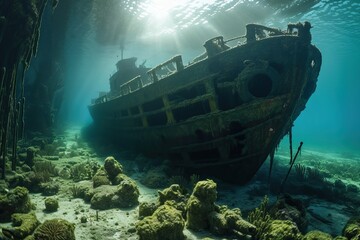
32, 0, 360, 154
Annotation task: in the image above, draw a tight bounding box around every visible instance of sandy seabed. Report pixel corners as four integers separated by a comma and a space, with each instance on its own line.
1, 126, 359, 239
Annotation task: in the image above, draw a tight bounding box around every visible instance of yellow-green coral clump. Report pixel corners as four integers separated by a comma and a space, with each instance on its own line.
44, 197, 59, 212
92, 167, 111, 188
0, 186, 32, 221
262, 220, 302, 240
104, 156, 123, 181
136, 204, 185, 240
343, 216, 360, 240
113, 179, 139, 208
33, 218, 75, 240
303, 230, 332, 240
186, 179, 217, 230
1, 212, 40, 239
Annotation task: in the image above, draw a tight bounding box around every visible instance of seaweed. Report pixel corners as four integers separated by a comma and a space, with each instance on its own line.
247, 195, 272, 240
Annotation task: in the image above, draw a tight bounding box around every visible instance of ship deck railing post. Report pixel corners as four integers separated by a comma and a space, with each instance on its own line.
162, 95, 175, 124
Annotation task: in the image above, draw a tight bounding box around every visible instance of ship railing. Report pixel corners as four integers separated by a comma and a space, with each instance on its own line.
119, 75, 143, 96
245, 24, 284, 42
147, 55, 184, 83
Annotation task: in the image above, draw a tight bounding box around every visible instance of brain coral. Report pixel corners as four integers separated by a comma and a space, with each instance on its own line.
33, 218, 75, 240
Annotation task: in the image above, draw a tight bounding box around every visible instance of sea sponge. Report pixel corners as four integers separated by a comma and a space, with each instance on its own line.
186, 179, 217, 230
1, 212, 40, 239
136, 204, 185, 240
33, 218, 75, 240
104, 156, 123, 181
44, 197, 59, 212
303, 230, 333, 240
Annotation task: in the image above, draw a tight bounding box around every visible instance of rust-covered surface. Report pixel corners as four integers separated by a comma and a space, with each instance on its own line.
89, 22, 322, 183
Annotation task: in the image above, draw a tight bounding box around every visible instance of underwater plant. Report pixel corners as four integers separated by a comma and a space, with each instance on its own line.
69, 184, 81, 198
168, 175, 188, 189
247, 195, 273, 240
189, 174, 200, 188
294, 163, 307, 181
306, 167, 325, 183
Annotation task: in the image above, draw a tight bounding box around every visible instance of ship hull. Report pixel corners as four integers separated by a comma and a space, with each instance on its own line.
89, 29, 322, 183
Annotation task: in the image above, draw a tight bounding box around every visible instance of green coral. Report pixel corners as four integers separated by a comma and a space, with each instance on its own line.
113, 179, 139, 208
186, 179, 217, 230
44, 197, 59, 212
158, 184, 185, 205
40, 181, 60, 196
104, 156, 123, 181
343, 223, 360, 240
70, 160, 100, 182
139, 202, 159, 219
136, 204, 185, 240
303, 230, 332, 240
112, 173, 131, 185
92, 167, 111, 188
1, 212, 40, 239
0, 186, 32, 221
262, 220, 302, 240
343, 216, 360, 240
33, 218, 75, 240
208, 211, 228, 235
90, 185, 115, 210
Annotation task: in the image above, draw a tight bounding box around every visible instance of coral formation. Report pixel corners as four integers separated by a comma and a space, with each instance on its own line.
90, 185, 116, 210
303, 230, 333, 240
0, 186, 33, 221
262, 220, 302, 240
1, 212, 40, 239
103, 156, 123, 181
186, 179, 217, 230
26, 147, 37, 167
40, 181, 60, 196
33, 218, 75, 240
139, 202, 159, 219
70, 160, 100, 182
136, 204, 185, 240
92, 167, 111, 188
44, 197, 59, 212
342, 216, 360, 240
113, 179, 139, 208
158, 184, 186, 205
90, 179, 139, 209
270, 194, 307, 232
